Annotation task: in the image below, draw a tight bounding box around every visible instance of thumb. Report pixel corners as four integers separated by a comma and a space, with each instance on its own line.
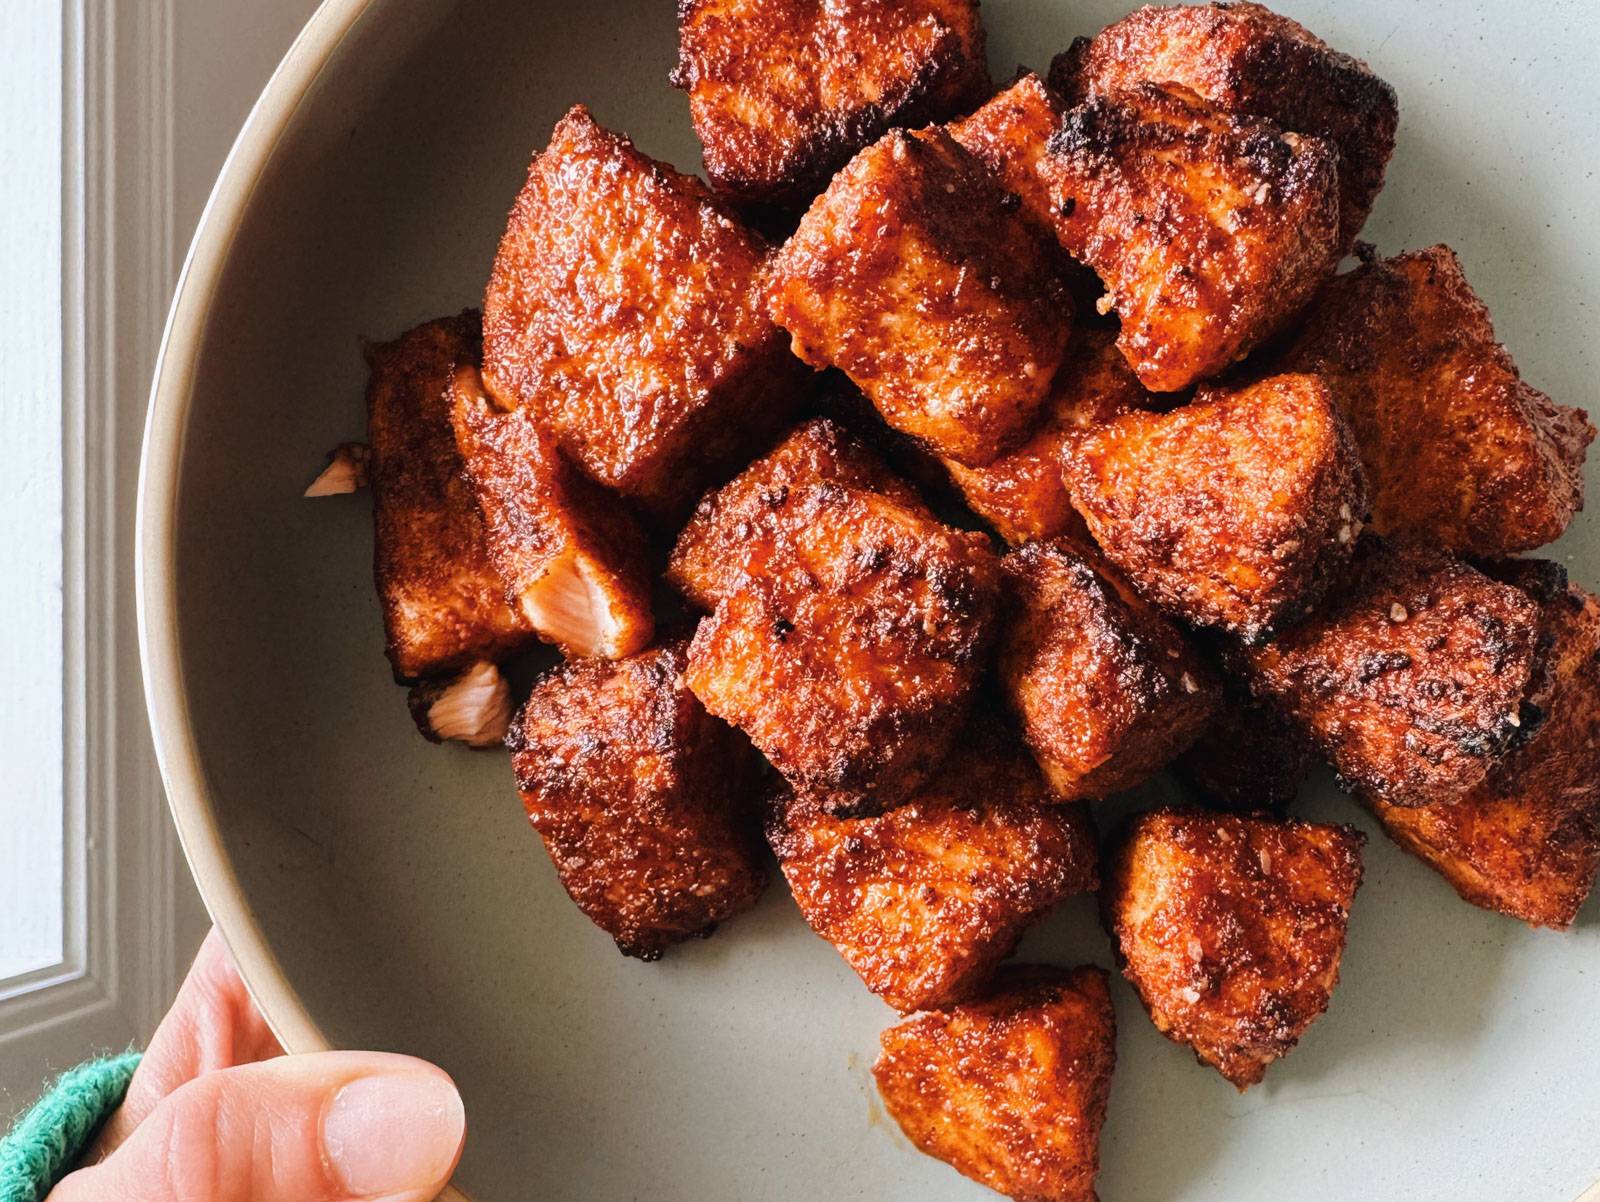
49, 1052, 464, 1202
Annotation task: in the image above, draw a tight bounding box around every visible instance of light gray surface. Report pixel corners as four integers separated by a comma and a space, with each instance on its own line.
163, 1, 1599, 1198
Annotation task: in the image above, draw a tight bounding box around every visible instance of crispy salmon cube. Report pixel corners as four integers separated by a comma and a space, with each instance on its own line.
874, 966, 1116, 1202
766, 127, 1076, 468
1066, 372, 1368, 639
366, 313, 535, 682
1274, 246, 1595, 556
509, 641, 767, 960
671, 0, 991, 208
481, 106, 802, 516
1000, 540, 1219, 801
667, 417, 930, 610
948, 71, 1069, 232
1050, 2, 1398, 249
942, 325, 1156, 546
672, 422, 998, 813
450, 368, 655, 660
1245, 540, 1546, 808
1037, 83, 1340, 391
767, 718, 1098, 1012
1106, 808, 1364, 1089
1370, 564, 1600, 928
1175, 683, 1314, 812
684, 489, 999, 814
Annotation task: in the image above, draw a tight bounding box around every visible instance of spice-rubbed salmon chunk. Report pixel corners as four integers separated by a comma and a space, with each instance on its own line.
1066, 373, 1368, 639
767, 718, 1099, 1012
1000, 540, 1219, 801
1273, 246, 1595, 556
509, 641, 767, 960
1370, 563, 1600, 928
481, 105, 801, 516
766, 127, 1076, 468
948, 71, 1069, 233
1106, 808, 1364, 1089
874, 966, 1116, 1202
1175, 683, 1314, 813
672, 421, 998, 814
1050, 2, 1398, 250
1245, 540, 1546, 809
684, 488, 999, 816
667, 417, 930, 609
942, 325, 1157, 546
449, 368, 654, 660
1037, 83, 1341, 391
366, 312, 535, 682
671, 0, 991, 208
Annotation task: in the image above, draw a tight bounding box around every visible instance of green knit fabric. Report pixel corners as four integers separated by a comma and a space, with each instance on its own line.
0, 1052, 141, 1202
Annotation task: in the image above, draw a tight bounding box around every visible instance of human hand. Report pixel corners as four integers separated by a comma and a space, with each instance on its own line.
46, 929, 465, 1202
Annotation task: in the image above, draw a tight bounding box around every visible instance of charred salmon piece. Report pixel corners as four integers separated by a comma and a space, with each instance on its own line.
671, 0, 990, 208
1244, 539, 1546, 809
766, 716, 1098, 1012
509, 640, 767, 960
482, 105, 803, 518
1369, 563, 1600, 929
1037, 83, 1340, 392
1066, 372, 1368, 640
366, 312, 534, 682
683, 481, 999, 816
1272, 246, 1595, 556
766, 127, 1075, 469
1105, 807, 1364, 1089
450, 367, 654, 661
1050, 1, 1398, 249
874, 965, 1116, 1202
1000, 539, 1218, 801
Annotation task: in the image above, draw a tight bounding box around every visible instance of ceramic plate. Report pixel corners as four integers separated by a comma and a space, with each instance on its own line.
139, 1, 1600, 1198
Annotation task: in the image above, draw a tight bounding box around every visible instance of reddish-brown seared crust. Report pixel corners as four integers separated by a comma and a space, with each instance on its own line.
1105, 808, 1365, 1089
1037, 83, 1340, 392
1050, 2, 1398, 250
765, 127, 1076, 468
671, 420, 997, 815
683, 489, 999, 816
671, 0, 991, 208
667, 417, 930, 610
948, 72, 1070, 234
481, 106, 803, 517
1176, 683, 1314, 813
766, 718, 1098, 1012
1067, 373, 1369, 640
1272, 246, 1596, 556
366, 313, 534, 682
943, 326, 1159, 546
1370, 568, 1600, 928
449, 368, 656, 660
874, 966, 1116, 1202
1000, 540, 1219, 801
508, 641, 767, 960
1245, 540, 1546, 808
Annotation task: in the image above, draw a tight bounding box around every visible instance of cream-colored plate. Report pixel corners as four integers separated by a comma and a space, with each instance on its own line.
138, 1, 1600, 1198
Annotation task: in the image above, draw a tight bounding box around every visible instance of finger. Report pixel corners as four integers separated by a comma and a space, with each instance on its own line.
94, 929, 283, 1156
48, 1052, 464, 1202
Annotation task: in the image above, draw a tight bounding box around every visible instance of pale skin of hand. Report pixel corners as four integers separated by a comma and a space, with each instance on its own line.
46, 929, 466, 1202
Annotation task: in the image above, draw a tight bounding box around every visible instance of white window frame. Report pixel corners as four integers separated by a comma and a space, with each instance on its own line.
0, 0, 190, 1102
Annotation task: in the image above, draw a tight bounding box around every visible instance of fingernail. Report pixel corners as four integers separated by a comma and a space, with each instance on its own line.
323, 1070, 465, 1198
